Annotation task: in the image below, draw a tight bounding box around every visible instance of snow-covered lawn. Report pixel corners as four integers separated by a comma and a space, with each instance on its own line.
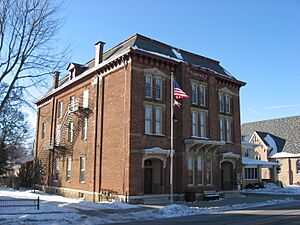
242, 185, 300, 195
0, 186, 298, 224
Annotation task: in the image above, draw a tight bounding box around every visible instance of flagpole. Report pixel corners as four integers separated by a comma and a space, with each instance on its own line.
170, 72, 174, 204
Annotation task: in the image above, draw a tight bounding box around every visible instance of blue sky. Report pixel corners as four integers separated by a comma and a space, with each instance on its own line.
46, 0, 300, 125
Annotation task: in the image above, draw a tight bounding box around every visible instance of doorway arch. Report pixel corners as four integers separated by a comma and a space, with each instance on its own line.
144, 159, 163, 194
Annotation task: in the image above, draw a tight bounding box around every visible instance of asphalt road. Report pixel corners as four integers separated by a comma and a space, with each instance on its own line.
113, 201, 300, 225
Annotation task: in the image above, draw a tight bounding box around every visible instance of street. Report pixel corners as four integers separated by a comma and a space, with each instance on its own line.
112, 200, 300, 225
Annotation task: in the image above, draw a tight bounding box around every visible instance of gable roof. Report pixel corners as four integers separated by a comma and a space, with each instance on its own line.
242, 116, 300, 154
254, 131, 286, 156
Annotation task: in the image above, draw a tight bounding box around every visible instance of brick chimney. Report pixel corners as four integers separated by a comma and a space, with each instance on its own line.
95, 41, 105, 66
53, 71, 60, 89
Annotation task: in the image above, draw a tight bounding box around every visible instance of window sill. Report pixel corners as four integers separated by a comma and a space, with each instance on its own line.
80, 181, 85, 184
144, 133, 166, 137
53, 180, 58, 183
226, 141, 234, 144
191, 136, 209, 140
245, 179, 259, 181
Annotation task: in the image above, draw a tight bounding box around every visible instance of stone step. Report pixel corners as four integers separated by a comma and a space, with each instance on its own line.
221, 191, 245, 199
143, 196, 170, 205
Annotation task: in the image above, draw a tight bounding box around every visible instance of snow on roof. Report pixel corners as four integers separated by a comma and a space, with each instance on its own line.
264, 134, 278, 156
271, 152, 300, 158
171, 48, 183, 60
242, 157, 280, 168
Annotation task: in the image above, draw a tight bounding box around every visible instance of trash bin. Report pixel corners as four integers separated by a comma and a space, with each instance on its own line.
184, 190, 196, 202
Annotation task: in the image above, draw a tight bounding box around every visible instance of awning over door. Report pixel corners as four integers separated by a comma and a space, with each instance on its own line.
142, 147, 171, 168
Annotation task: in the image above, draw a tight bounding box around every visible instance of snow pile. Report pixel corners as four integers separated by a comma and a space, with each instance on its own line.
0, 187, 138, 210
125, 198, 296, 221
264, 134, 278, 156
242, 185, 300, 195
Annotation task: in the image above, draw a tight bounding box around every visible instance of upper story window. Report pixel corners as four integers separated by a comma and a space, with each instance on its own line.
144, 104, 163, 135
191, 82, 206, 106
192, 110, 206, 138
145, 75, 163, 100
220, 117, 232, 142
155, 78, 162, 100
219, 92, 231, 114
69, 96, 75, 112
58, 101, 63, 118
41, 122, 46, 139
83, 89, 89, 108
82, 118, 88, 140
296, 160, 300, 174
145, 76, 152, 98
69, 122, 74, 142
144, 105, 152, 134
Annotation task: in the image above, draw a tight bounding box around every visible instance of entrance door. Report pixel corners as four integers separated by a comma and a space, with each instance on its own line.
144, 167, 152, 194
221, 161, 233, 190
144, 159, 162, 194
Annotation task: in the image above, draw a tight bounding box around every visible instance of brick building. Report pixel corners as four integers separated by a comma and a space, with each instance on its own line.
34, 34, 246, 203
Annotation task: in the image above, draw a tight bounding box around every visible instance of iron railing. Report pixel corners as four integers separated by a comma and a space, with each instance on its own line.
0, 196, 40, 210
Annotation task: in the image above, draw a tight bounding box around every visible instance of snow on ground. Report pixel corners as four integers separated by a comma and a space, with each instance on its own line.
0, 186, 299, 224
242, 185, 300, 195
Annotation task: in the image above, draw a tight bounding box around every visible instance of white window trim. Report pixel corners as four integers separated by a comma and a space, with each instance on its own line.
205, 156, 213, 185
155, 106, 162, 135
79, 157, 86, 183
66, 157, 71, 182
82, 118, 88, 140
245, 167, 258, 180
144, 104, 152, 134
199, 84, 206, 106
54, 158, 59, 182
188, 155, 195, 186
191, 83, 197, 105
69, 96, 75, 112
69, 122, 74, 143
58, 101, 63, 118
197, 156, 204, 186
154, 77, 162, 100
145, 75, 153, 98
219, 93, 224, 112
83, 89, 89, 108
192, 111, 198, 137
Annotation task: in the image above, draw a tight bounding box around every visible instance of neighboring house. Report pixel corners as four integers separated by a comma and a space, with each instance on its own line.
241, 141, 279, 188
242, 116, 300, 186
34, 34, 246, 203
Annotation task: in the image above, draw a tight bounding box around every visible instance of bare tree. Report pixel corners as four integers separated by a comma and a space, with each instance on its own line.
0, 0, 68, 112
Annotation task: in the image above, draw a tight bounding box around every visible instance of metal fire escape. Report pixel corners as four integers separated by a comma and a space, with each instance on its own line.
28, 98, 91, 185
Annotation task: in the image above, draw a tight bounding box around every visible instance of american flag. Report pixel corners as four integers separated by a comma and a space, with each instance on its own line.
174, 80, 189, 99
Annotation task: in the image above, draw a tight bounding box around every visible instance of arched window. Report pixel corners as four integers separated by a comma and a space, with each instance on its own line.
296, 160, 300, 174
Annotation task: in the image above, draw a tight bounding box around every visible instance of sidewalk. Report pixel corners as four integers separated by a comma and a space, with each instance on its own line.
72, 193, 298, 217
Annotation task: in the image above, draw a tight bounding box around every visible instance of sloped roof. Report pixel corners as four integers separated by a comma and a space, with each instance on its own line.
241, 116, 300, 154
38, 34, 243, 104
255, 131, 286, 156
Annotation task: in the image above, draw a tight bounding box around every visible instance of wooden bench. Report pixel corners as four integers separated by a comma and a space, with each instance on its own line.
203, 190, 220, 201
